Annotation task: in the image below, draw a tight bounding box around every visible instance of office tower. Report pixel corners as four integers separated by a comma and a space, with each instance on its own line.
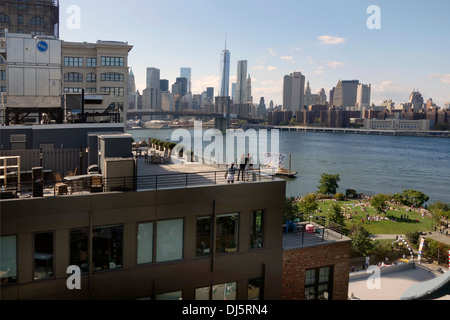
0, 0, 59, 37
282, 72, 305, 112
235, 60, 247, 104
319, 88, 327, 105
269, 100, 274, 111
175, 77, 188, 97
162, 92, 174, 111
332, 80, 359, 107
356, 83, 371, 108
160, 79, 169, 92
257, 97, 267, 117
246, 74, 252, 103
219, 45, 230, 97
146, 67, 160, 89
231, 83, 236, 101
206, 87, 214, 99
180, 68, 191, 93
409, 90, 424, 111
128, 67, 136, 94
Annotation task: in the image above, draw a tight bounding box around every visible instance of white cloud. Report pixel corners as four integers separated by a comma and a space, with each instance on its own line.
315, 66, 325, 74
252, 65, 277, 72
318, 35, 346, 45
268, 48, 277, 57
429, 73, 450, 84
253, 65, 266, 71
306, 56, 315, 65
290, 47, 302, 52
192, 76, 219, 93
267, 66, 277, 71
281, 56, 294, 63
325, 60, 346, 68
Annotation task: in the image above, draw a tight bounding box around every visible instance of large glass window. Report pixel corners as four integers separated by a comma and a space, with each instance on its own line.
86, 57, 97, 67
86, 73, 96, 82
196, 216, 212, 257
64, 72, 83, 82
101, 56, 124, 67
137, 222, 153, 264
0, 70, 6, 80
92, 225, 123, 272
30, 16, 44, 26
304, 266, 333, 300
216, 213, 239, 254
101, 73, 124, 82
195, 286, 211, 300
100, 87, 124, 96
0, 235, 17, 285
248, 278, 263, 300
70, 229, 89, 273
64, 57, 83, 67
156, 219, 183, 263
34, 232, 54, 280
212, 282, 237, 300
0, 14, 10, 24
250, 210, 264, 249
156, 291, 182, 300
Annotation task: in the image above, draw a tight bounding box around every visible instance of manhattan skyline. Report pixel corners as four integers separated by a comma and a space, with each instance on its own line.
59, 0, 450, 107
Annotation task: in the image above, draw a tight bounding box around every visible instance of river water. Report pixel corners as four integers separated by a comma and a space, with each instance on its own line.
128, 128, 450, 205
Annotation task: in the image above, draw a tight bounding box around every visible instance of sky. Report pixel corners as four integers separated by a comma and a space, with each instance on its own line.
59, 0, 450, 107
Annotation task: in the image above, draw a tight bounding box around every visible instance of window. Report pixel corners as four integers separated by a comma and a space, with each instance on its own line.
212, 282, 237, 300
0, 70, 6, 81
250, 210, 264, 249
137, 222, 153, 264
156, 219, 183, 263
92, 225, 123, 272
70, 229, 89, 273
248, 278, 263, 300
156, 291, 182, 300
10, 134, 26, 150
101, 73, 124, 82
30, 16, 44, 26
64, 72, 83, 82
86, 73, 96, 82
64, 57, 83, 67
0, 86, 6, 93
85, 88, 97, 93
0, 14, 10, 24
304, 266, 333, 300
196, 282, 238, 300
34, 232, 54, 280
0, 235, 17, 284
196, 216, 212, 256
64, 88, 83, 93
100, 87, 124, 96
216, 213, 239, 254
31, 31, 45, 36
86, 57, 97, 67
101, 56, 124, 67
38, 143, 54, 150
18, 15, 23, 24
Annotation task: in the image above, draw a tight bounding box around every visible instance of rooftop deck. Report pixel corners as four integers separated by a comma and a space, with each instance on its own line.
282, 217, 351, 249
0, 147, 279, 200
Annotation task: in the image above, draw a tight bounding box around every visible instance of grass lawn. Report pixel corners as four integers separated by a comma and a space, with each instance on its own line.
316, 199, 433, 235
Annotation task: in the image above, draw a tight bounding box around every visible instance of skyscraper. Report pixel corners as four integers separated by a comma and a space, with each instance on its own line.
333, 80, 359, 107
160, 79, 169, 92
219, 44, 230, 97
235, 60, 247, 104
356, 83, 371, 108
206, 87, 214, 99
180, 68, 192, 93
146, 67, 160, 89
282, 72, 305, 112
246, 74, 252, 103
175, 77, 188, 97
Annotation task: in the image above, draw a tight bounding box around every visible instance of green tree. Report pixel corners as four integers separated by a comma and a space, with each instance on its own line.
317, 173, 340, 195
350, 225, 373, 256
428, 201, 450, 227
370, 194, 391, 214
283, 197, 300, 223
393, 189, 430, 208
297, 193, 318, 216
345, 189, 358, 199
288, 118, 298, 126
327, 203, 345, 226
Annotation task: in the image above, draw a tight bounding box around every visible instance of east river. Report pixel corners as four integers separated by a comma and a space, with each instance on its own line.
128, 128, 450, 205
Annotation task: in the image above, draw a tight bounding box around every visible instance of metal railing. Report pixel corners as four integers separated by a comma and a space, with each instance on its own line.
0, 168, 277, 200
